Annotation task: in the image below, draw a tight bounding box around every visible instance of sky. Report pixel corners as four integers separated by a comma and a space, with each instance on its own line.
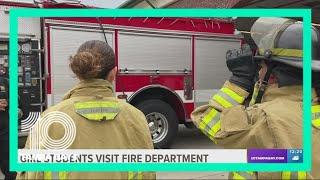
10, 0, 128, 8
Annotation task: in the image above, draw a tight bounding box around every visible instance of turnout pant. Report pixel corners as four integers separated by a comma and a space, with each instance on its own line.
0, 134, 16, 180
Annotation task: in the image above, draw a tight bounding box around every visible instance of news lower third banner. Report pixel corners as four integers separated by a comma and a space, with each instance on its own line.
18, 149, 303, 164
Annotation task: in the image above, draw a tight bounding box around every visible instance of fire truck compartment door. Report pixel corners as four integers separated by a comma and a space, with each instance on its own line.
194, 37, 241, 107
49, 27, 113, 105
118, 32, 192, 72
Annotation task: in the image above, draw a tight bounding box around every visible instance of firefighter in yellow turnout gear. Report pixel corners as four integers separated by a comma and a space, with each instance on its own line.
17, 40, 155, 179
191, 18, 320, 179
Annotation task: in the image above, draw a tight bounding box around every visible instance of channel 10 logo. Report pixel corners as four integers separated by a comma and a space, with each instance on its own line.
27, 111, 76, 150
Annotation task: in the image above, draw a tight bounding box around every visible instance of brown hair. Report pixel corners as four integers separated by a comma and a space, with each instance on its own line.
69, 40, 115, 80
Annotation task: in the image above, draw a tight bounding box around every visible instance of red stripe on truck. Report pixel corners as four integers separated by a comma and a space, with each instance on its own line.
116, 75, 185, 92
184, 103, 195, 119
51, 17, 235, 35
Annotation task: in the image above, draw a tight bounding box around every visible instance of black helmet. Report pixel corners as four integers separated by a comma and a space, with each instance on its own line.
251, 17, 320, 72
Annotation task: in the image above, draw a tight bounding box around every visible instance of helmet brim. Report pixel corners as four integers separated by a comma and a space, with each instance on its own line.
254, 56, 320, 72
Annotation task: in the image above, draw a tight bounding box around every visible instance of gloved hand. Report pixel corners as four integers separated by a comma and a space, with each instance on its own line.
226, 47, 258, 91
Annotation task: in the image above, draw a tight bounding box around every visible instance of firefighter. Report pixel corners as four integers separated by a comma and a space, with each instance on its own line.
0, 97, 17, 180
0, 73, 18, 180
191, 17, 320, 179
17, 40, 155, 180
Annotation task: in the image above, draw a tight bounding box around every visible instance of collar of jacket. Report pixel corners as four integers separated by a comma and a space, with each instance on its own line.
62, 79, 114, 100
262, 84, 318, 103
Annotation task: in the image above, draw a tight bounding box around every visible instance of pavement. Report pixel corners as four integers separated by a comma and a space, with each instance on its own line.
0, 125, 228, 180
171, 124, 218, 149
156, 125, 228, 179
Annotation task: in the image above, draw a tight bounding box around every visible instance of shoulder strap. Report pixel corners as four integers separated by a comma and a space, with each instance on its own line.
255, 62, 276, 104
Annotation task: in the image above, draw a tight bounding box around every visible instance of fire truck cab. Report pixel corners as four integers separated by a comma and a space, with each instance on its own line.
0, 0, 241, 148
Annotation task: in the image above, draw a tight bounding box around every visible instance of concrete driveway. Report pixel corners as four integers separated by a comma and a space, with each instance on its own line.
156, 125, 228, 179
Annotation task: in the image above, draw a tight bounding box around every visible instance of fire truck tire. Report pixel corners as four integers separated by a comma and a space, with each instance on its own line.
136, 99, 178, 149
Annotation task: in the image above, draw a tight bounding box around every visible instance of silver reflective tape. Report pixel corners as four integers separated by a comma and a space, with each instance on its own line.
204, 113, 221, 135
52, 172, 59, 180
76, 107, 119, 114
216, 91, 239, 106
312, 112, 320, 120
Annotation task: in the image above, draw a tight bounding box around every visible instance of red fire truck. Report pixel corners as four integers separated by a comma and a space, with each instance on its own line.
0, 0, 241, 148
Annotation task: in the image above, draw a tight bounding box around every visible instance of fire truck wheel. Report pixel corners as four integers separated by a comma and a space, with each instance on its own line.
136, 99, 178, 149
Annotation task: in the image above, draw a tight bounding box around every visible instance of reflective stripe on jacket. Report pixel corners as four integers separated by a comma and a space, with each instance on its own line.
128, 172, 143, 180
44, 172, 67, 180
196, 81, 248, 142
229, 172, 256, 179
312, 105, 320, 128
281, 172, 307, 180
